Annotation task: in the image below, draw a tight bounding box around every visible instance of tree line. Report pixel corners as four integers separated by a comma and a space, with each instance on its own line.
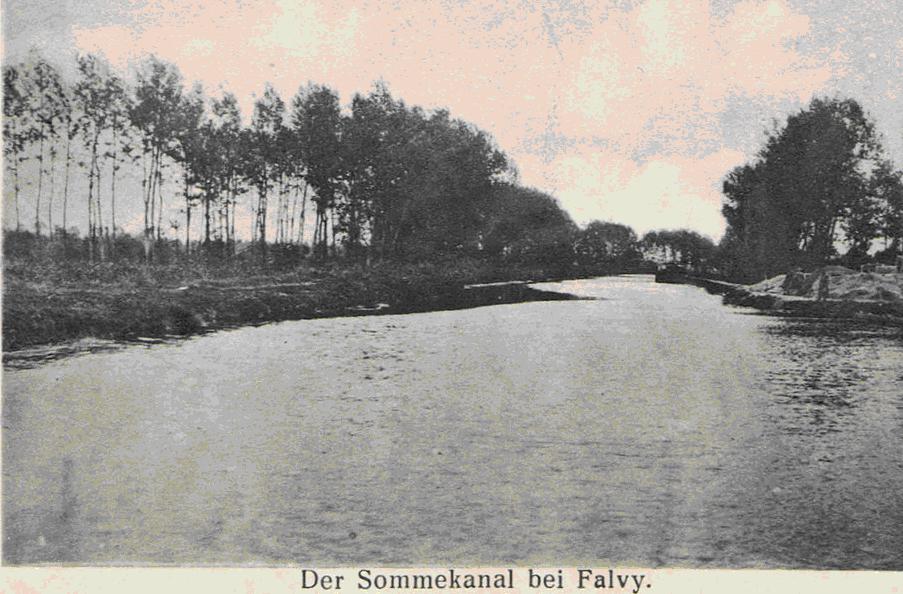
3, 50, 720, 276
720, 97, 903, 282
3, 51, 512, 264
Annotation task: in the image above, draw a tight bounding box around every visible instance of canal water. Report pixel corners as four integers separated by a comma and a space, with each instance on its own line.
3, 275, 902, 567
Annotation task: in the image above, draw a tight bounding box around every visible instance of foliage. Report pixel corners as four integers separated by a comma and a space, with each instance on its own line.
640, 229, 716, 272
720, 97, 903, 281
577, 221, 641, 269
482, 184, 577, 267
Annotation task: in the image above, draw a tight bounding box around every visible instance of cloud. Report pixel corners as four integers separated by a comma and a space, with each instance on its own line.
555, 0, 831, 155
538, 147, 746, 238
59, 0, 842, 239
72, 0, 360, 111
511, 0, 834, 238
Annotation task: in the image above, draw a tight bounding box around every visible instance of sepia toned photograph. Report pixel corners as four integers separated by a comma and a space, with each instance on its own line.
2, 0, 902, 574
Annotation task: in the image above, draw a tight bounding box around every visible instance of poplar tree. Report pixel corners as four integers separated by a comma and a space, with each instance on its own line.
291, 84, 342, 257
3, 65, 28, 232
131, 55, 184, 260
25, 55, 66, 236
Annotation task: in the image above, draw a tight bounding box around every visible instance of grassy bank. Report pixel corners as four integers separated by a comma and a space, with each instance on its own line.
3, 258, 590, 352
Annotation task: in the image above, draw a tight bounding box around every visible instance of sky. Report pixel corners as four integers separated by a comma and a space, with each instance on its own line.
3, 0, 902, 240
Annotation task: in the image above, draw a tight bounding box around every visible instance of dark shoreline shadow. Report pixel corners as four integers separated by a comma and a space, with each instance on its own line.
2, 282, 590, 369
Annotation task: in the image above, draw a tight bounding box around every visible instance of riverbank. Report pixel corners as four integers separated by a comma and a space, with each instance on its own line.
2, 259, 589, 353
684, 268, 903, 325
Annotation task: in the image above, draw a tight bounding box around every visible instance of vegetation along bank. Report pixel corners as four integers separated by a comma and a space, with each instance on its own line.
4, 52, 903, 350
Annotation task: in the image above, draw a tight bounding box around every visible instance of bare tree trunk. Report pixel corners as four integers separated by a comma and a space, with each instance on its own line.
94, 154, 105, 261
312, 204, 320, 255
100, 226, 109, 262
148, 150, 158, 241
13, 156, 21, 231
322, 209, 329, 257
279, 180, 286, 244
142, 151, 151, 262
142, 152, 149, 234
259, 191, 268, 249
251, 190, 258, 245
289, 184, 298, 245
322, 205, 329, 257
156, 165, 164, 242
330, 207, 337, 257
87, 151, 96, 263
35, 132, 45, 235
217, 205, 225, 256
110, 127, 118, 240
143, 146, 161, 263
297, 182, 308, 247
204, 192, 211, 248
110, 161, 116, 242
94, 158, 103, 239
275, 178, 282, 244
186, 203, 192, 257
183, 171, 191, 257
229, 191, 236, 256
224, 199, 231, 254
62, 134, 71, 233
10, 120, 22, 232
257, 176, 268, 258
48, 148, 56, 236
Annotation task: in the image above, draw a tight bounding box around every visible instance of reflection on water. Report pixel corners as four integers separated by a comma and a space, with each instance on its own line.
3, 275, 902, 567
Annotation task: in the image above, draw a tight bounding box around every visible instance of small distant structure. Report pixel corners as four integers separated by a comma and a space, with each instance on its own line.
654, 263, 689, 284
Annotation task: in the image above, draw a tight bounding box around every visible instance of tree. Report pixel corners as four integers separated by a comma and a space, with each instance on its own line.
876, 164, 903, 257
641, 229, 716, 272
131, 55, 184, 259
482, 183, 577, 266
721, 97, 895, 280
74, 54, 113, 259
291, 83, 343, 257
102, 70, 133, 245
405, 109, 508, 256
341, 83, 508, 260
3, 64, 28, 231
173, 83, 206, 253
272, 119, 299, 247
575, 221, 639, 269
58, 80, 79, 235
23, 55, 67, 236
211, 93, 245, 254
244, 84, 286, 256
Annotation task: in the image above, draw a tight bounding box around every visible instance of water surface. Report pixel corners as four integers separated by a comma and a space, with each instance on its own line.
4, 275, 902, 567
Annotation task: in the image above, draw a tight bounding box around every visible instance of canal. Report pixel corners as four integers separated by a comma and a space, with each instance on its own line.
3, 275, 902, 567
